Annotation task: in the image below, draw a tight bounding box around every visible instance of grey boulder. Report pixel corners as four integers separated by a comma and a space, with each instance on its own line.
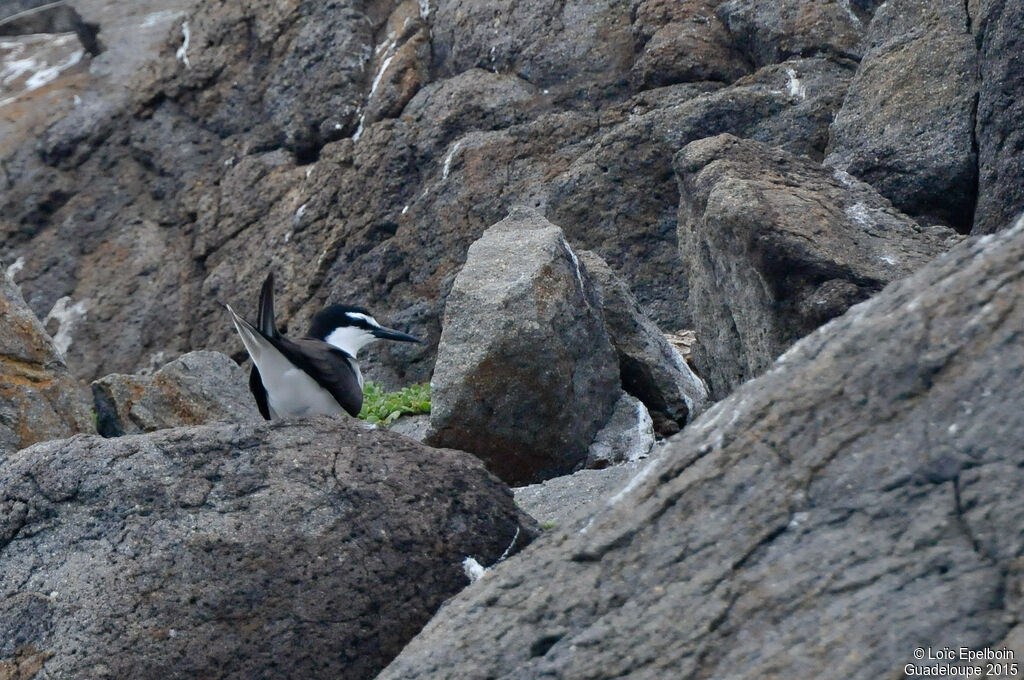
0, 417, 535, 679
427, 207, 620, 485
676, 133, 960, 398
0, 271, 93, 455
825, 0, 978, 229
91, 350, 261, 436
579, 250, 708, 436
585, 392, 655, 469
972, 0, 1024, 235
379, 213, 1024, 680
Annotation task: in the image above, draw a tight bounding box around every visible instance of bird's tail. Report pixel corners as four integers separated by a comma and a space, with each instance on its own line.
257, 272, 280, 339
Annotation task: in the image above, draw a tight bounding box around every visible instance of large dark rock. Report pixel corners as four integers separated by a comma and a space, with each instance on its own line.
91, 350, 261, 437
825, 0, 979, 229
0, 271, 93, 454
971, 0, 1024, 234
578, 250, 707, 436
151, 0, 375, 156
0, 417, 535, 679
379, 214, 1024, 680
545, 57, 853, 325
676, 134, 960, 399
428, 0, 634, 102
716, 0, 870, 68
630, 0, 751, 89
427, 207, 620, 485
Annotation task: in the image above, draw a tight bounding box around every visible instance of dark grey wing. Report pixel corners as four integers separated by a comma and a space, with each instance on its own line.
279, 337, 364, 417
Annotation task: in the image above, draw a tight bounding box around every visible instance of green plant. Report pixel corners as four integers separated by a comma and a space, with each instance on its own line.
358, 382, 431, 426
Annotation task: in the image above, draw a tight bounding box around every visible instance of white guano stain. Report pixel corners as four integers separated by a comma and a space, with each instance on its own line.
6, 256, 25, 280
462, 557, 486, 583
369, 53, 394, 98
176, 21, 191, 68
784, 67, 806, 100
44, 296, 89, 357
560, 237, 587, 296
441, 139, 463, 181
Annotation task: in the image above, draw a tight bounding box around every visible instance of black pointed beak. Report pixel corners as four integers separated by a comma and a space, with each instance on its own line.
372, 327, 422, 343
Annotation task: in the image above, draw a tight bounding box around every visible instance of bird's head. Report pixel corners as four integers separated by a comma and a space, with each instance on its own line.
308, 304, 421, 357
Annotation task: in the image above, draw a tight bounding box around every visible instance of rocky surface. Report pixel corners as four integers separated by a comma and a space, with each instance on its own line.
0, 271, 92, 455
379, 215, 1024, 680
0, 0, 1019, 395
677, 133, 961, 398
825, 0, 979, 229
0, 417, 536, 679
585, 392, 655, 469
971, 0, 1024, 235
427, 207, 619, 485
91, 350, 260, 436
580, 250, 707, 436
513, 458, 646, 528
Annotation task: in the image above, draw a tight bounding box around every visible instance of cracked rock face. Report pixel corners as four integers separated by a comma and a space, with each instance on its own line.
676, 133, 961, 399
0, 417, 536, 679
825, 0, 979, 229
0, 271, 93, 455
379, 216, 1024, 680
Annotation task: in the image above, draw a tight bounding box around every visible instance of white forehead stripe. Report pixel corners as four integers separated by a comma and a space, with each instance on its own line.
345, 312, 380, 328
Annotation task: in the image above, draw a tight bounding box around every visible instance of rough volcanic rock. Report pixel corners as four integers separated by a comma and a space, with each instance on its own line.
91, 350, 260, 437
151, 0, 375, 156
716, 0, 871, 68
0, 272, 92, 455
676, 134, 960, 399
585, 392, 655, 469
825, 0, 979, 229
0, 417, 536, 679
545, 57, 853, 324
579, 250, 707, 436
513, 458, 645, 527
357, 1, 430, 131
427, 207, 619, 485
428, 0, 635, 102
379, 214, 1024, 680
630, 0, 751, 89
2, 0, 855, 392
972, 0, 1024, 234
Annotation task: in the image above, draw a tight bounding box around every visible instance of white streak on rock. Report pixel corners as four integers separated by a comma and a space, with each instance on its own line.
441, 140, 463, 181
44, 296, 88, 357
176, 21, 191, 68
418, 0, 431, 19
560, 237, 587, 294
784, 67, 806, 100
6, 256, 25, 279
369, 53, 394, 98
462, 557, 486, 583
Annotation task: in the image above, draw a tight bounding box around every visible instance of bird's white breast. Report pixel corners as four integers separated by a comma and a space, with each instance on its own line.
265, 366, 345, 418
